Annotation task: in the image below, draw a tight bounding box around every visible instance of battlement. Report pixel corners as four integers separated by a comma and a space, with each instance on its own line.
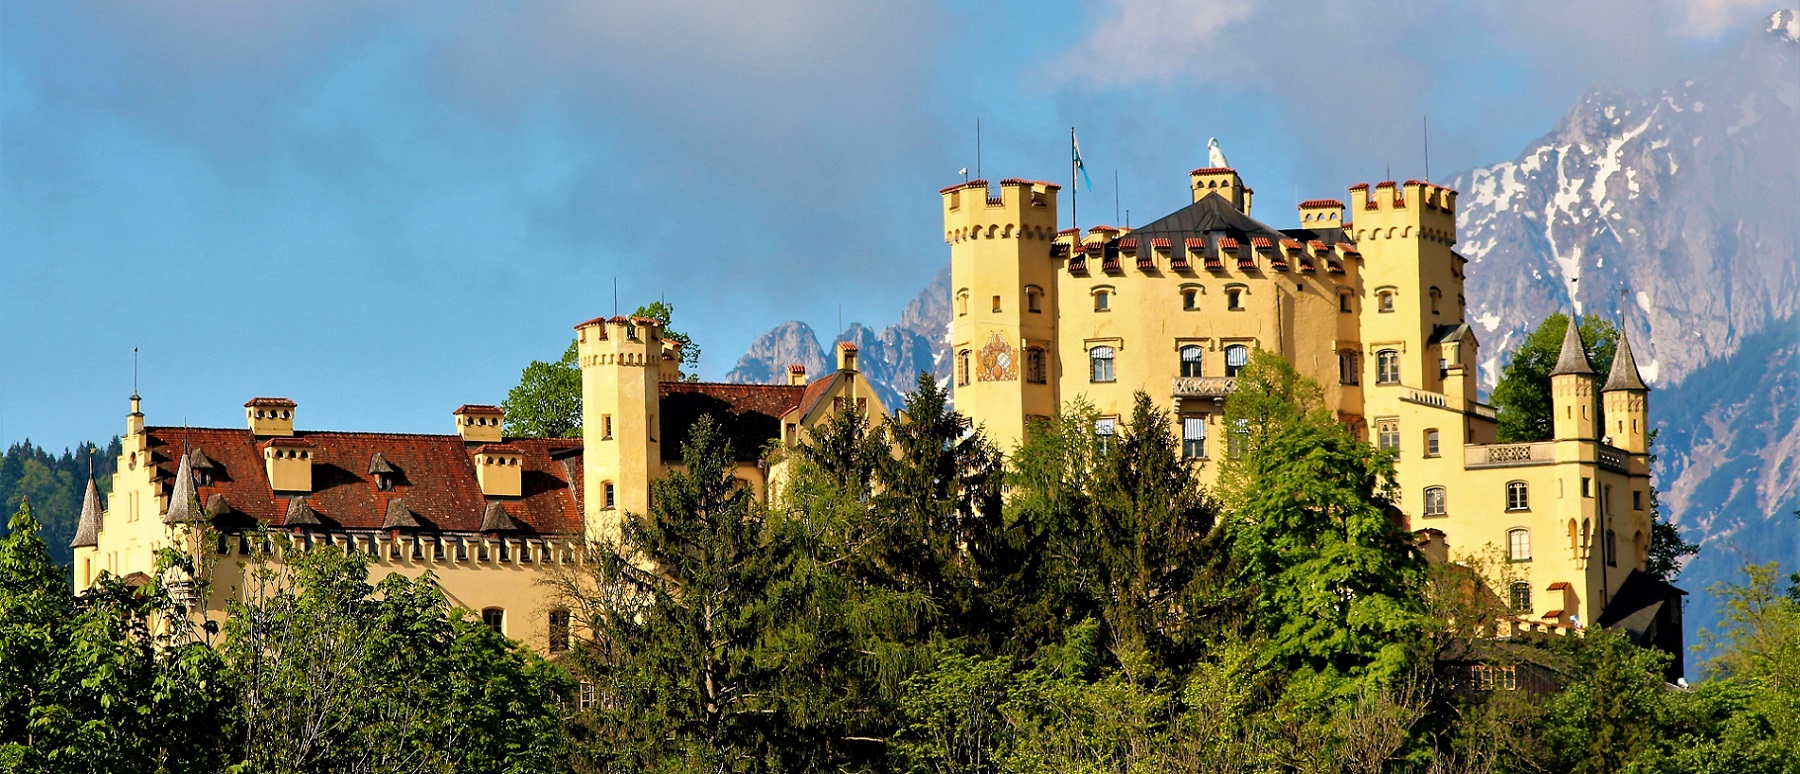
575, 314, 665, 366
1298, 198, 1344, 229
942, 178, 1060, 242
1189, 166, 1250, 214
1347, 180, 1457, 244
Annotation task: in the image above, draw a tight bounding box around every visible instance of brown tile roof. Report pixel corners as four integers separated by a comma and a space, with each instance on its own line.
658, 382, 807, 463
1150, 238, 1171, 249
453, 404, 501, 415
244, 397, 296, 408
141, 426, 582, 535
1189, 166, 1234, 175
1298, 199, 1345, 209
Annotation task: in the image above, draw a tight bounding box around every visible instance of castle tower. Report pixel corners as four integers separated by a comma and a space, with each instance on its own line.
943, 178, 1061, 454
1602, 332, 1651, 458
70, 472, 102, 590
1190, 167, 1250, 213
577, 314, 664, 545
1349, 180, 1463, 393
1550, 318, 1599, 442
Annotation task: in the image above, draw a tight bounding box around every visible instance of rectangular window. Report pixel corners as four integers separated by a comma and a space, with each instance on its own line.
1425, 429, 1440, 457
1095, 417, 1117, 453
1026, 348, 1047, 384
1227, 419, 1250, 459
1508, 530, 1531, 562
1507, 482, 1529, 511
482, 608, 505, 634
1582, 477, 1593, 498
1377, 419, 1400, 453
548, 609, 570, 653
1182, 416, 1206, 460
601, 414, 613, 440
992, 295, 1002, 313
1633, 490, 1644, 510
603, 483, 616, 510
1339, 351, 1359, 385
578, 681, 597, 711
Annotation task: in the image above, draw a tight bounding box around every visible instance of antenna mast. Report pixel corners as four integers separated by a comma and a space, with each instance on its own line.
1423, 115, 1431, 182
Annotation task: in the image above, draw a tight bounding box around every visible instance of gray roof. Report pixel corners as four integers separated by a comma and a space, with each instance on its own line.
1429, 322, 1474, 345
1603, 333, 1650, 392
1549, 317, 1595, 376
70, 477, 102, 548
382, 499, 425, 530
368, 453, 396, 475
284, 497, 323, 527
161, 451, 203, 524
481, 502, 523, 532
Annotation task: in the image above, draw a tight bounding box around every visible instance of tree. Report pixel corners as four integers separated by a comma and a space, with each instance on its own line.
1489, 313, 1618, 443
502, 303, 699, 438
1220, 350, 1430, 683
223, 542, 569, 774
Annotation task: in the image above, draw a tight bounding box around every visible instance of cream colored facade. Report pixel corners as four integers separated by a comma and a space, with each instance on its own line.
944, 163, 1662, 635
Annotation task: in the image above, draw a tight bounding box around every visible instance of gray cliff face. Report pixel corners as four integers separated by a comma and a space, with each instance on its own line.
1447, 12, 1800, 643
725, 267, 952, 411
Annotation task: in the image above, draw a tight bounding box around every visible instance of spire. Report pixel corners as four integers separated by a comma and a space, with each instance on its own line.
1604, 332, 1650, 392
1549, 316, 1594, 376
70, 476, 103, 548
162, 451, 202, 524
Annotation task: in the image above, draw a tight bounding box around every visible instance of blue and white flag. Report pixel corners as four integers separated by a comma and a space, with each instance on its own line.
1071, 130, 1094, 191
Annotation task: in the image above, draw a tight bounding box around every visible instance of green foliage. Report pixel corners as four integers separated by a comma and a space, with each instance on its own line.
633, 300, 701, 378
503, 341, 583, 438
1489, 312, 1618, 443
0, 439, 122, 566
1221, 350, 1430, 683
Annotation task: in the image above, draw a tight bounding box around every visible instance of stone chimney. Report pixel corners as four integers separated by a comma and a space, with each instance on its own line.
454, 404, 504, 443
836, 342, 859, 372
473, 443, 523, 498
263, 437, 315, 493
787, 364, 808, 386
245, 397, 297, 437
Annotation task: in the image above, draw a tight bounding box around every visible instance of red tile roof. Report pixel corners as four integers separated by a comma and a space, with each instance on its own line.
1189, 167, 1234, 175
1117, 237, 1139, 251
453, 404, 502, 415
657, 381, 807, 463
1298, 199, 1345, 209
1150, 238, 1171, 249
1217, 237, 1241, 250
1184, 237, 1207, 249
142, 426, 582, 535
837, 342, 858, 352
1348, 183, 1370, 191
1279, 238, 1303, 250
245, 397, 296, 408
1250, 237, 1272, 249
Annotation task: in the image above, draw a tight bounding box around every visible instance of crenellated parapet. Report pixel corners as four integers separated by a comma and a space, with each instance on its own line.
1348, 180, 1459, 245
942, 179, 1061, 244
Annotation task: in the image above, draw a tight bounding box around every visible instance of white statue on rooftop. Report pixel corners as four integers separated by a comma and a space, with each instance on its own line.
1208, 137, 1229, 168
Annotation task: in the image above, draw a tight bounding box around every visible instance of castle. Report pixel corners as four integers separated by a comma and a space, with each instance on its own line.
66, 156, 1681, 672
941, 165, 1681, 667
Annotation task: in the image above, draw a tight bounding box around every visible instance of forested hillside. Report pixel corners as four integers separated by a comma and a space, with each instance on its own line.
0, 438, 120, 566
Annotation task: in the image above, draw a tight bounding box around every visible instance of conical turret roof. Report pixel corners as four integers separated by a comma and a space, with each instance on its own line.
1549, 316, 1595, 376
162, 451, 203, 524
70, 476, 103, 548
1604, 332, 1650, 392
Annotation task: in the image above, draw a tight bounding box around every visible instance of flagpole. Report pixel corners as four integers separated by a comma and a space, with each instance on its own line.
1070, 127, 1078, 235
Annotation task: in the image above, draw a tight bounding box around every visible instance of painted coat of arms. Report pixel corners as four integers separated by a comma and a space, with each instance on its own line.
977, 332, 1017, 382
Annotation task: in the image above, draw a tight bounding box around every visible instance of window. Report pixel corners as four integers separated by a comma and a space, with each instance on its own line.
548, 609, 570, 653
1179, 345, 1204, 377
1094, 289, 1111, 312
1376, 349, 1400, 384
601, 414, 614, 440
1506, 481, 1529, 511
603, 482, 616, 510
1424, 429, 1440, 457
956, 290, 969, 317
1604, 529, 1617, 566
1377, 289, 1396, 312
1633, 490, 1644, 510
1423, 486, 1446, 516
1429, 286, 1442, 315
578, 681, 598, 711
1339, 290, 1353, 313
1026, 347, 1047, 384
1338, 351, 1360, 385
1582, 477, 1593, 498
1224, 344, 1249, 377
482, 607, 505, 634
1377, 419, 1400, 452
1089, 346, 1116, 382
1181, 287, 1200, 310
1227, 418, 1250, 459
1510, 581, 1532, 614
1507, 528, 1531, 562
1182, 416, 1207, 460
1094, 417, 1117, 453
957, 350, 972, 386
1026, 285, 1043, 313
1227, 287, 1244, 311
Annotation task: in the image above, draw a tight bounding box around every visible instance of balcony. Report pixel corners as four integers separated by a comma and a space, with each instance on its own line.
1464, 441, 1555, 468
1172, 376, 1238, 399
1598, 445, 1628, 473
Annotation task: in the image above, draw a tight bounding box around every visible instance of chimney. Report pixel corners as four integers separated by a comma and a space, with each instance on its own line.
473, 443, 523, 497
453, 404, 504, 443
836, 342, 859, 372
263, 437, 315, 493
787, 364, 808, 386
1297, 198, 1345, 230
245, 397, 297, 437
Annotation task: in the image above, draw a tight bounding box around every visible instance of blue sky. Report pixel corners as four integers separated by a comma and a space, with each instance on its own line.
0, 0, 1773, 450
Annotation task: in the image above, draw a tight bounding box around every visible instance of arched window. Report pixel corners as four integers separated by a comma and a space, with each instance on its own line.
1227, 418, 1250, 459
1424, 429, 1441, 457
1226, 285, 1246, 311
1224, 344, 1249, 377
1376, 349, 1400, 384
1179, 345, 1204, 377
1182, 287, 1200, 310
1338, 350, 1359, 385
1423, 486, 1447, 516
1506, 481, 1529, 511
1429, 286, 1442, 315
481, 607, 506, 634
957, 350, 972, 386
1094, 288, 1112, 312
1182, 416, 1206, 460
1089, 346, 1116, 383
1376, 419, 1400, 452
1509, 581, 1532, 614
1025, 285, 1043, 313
956, 289, 970, 317
1025, 347, 1047, 384
602, 482, 616, 510
1507, 528, 1531, 562
548, 609, 571, 653
1377, 289, 1396, 313
1094, 416, 1117, 453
